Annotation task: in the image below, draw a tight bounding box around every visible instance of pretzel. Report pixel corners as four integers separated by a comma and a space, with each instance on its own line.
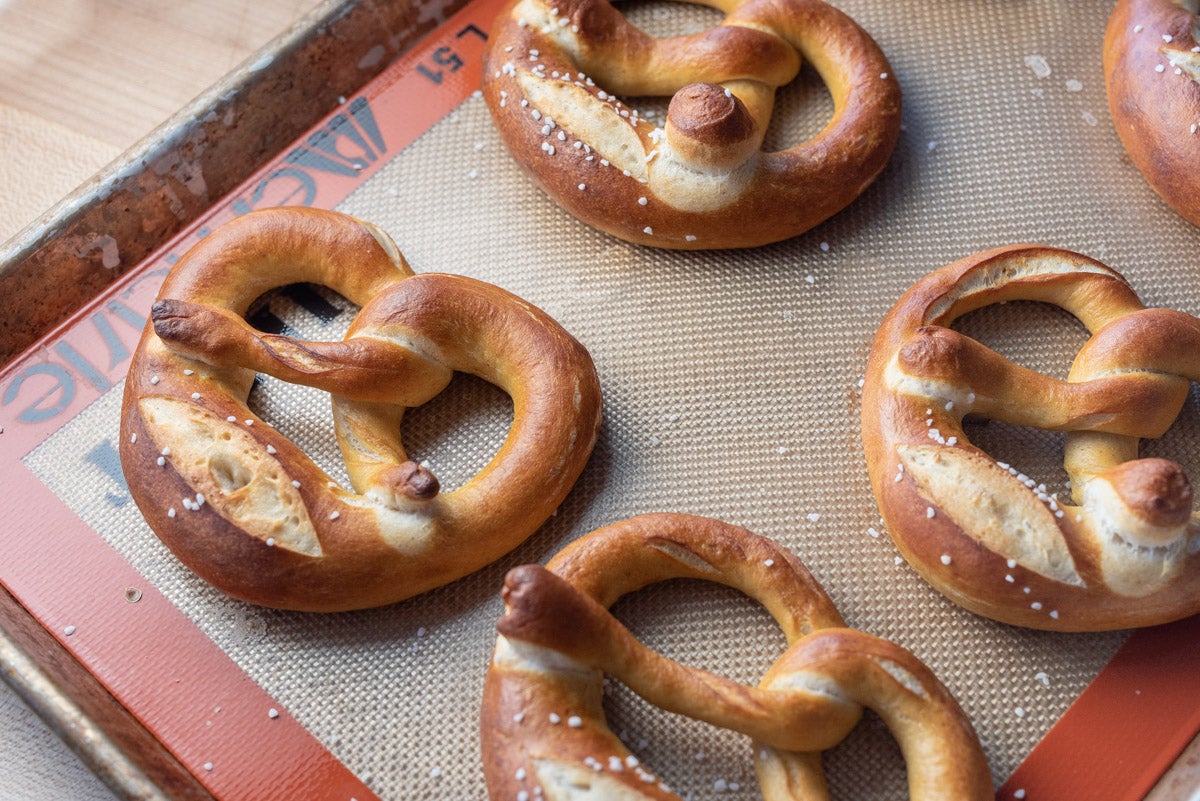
480, 513, 992, 800
1104, 0, 1200, 227
861, 245, 1200, 631
118, 207, 602, 611
480, 0, 902, 250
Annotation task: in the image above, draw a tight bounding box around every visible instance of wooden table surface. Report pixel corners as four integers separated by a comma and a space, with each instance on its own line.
0, 3, 317, 797
2, 2, 1199, 800
0, 0, 317, 244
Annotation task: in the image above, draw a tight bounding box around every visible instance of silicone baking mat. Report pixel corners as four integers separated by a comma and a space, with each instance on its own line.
2, 0, 1200, 799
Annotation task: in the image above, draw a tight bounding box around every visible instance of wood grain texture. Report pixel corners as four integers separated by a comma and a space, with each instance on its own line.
0, 106, 119, 246
0, 0, 318, 149
0, 0, 318, 244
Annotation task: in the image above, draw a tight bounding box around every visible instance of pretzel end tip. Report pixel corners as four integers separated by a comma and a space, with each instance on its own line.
150, 298, 227, 360
1104, 457, 1193, 530
497, 564, 554, 637
150, 298, 190, 337
500, 564, 542, 602
665, 83, 759, 171
386, 460, 441, 501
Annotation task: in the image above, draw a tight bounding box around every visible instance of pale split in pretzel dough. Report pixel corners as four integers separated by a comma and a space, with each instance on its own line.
480, 514, 993, 800
862, 244, 1200, 631
481, 0, 902, 249
119, 207, 603, 611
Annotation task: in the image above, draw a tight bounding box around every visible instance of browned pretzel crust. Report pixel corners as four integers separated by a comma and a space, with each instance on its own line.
862, 245, 1200, 631
480, 514, 992, 800
1104, 0, 1200, 227
481, 0, 902, 249
119, 207, 602, 611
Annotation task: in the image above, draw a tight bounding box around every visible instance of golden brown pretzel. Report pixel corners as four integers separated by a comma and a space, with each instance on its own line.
1104, 0, 1200, 227
862, 245, 1200, 631
119, 207, 602, 611
481, 0, 902, 249
480, 514, 992, 800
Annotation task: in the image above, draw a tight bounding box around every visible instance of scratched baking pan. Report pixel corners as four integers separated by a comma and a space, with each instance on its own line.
3, 1, 1200, 800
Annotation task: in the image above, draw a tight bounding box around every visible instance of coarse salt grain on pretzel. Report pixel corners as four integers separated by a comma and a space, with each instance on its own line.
1104, 0, 1200, 227
118, 207, 602, 612
480, 0, 902, 249
861, 245, 1200, 632
480, 513, 992, 800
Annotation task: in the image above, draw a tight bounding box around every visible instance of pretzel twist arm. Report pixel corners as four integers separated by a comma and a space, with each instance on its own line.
545, 513, 844, 635
151, 298, 455, 405
481, 515, 991, 800
498, 565, 863, 752
1070, 307, 1200, 384
891, 326, 1191, 438
155, 207, 412, 310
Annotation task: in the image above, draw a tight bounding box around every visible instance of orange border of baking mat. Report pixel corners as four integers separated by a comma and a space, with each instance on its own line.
1, 0, 1198, 797
998, 613, 1200, 801
0, 0, 503, 798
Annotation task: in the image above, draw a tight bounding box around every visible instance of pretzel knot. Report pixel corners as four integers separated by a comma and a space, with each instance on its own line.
118, 207, 602, 611
862, 245, 1200, 631
481, 514, 991, 800
481, 0, 902, 249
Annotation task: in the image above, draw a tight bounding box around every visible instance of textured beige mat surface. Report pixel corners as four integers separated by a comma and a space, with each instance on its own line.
24, 0, 1200, 798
